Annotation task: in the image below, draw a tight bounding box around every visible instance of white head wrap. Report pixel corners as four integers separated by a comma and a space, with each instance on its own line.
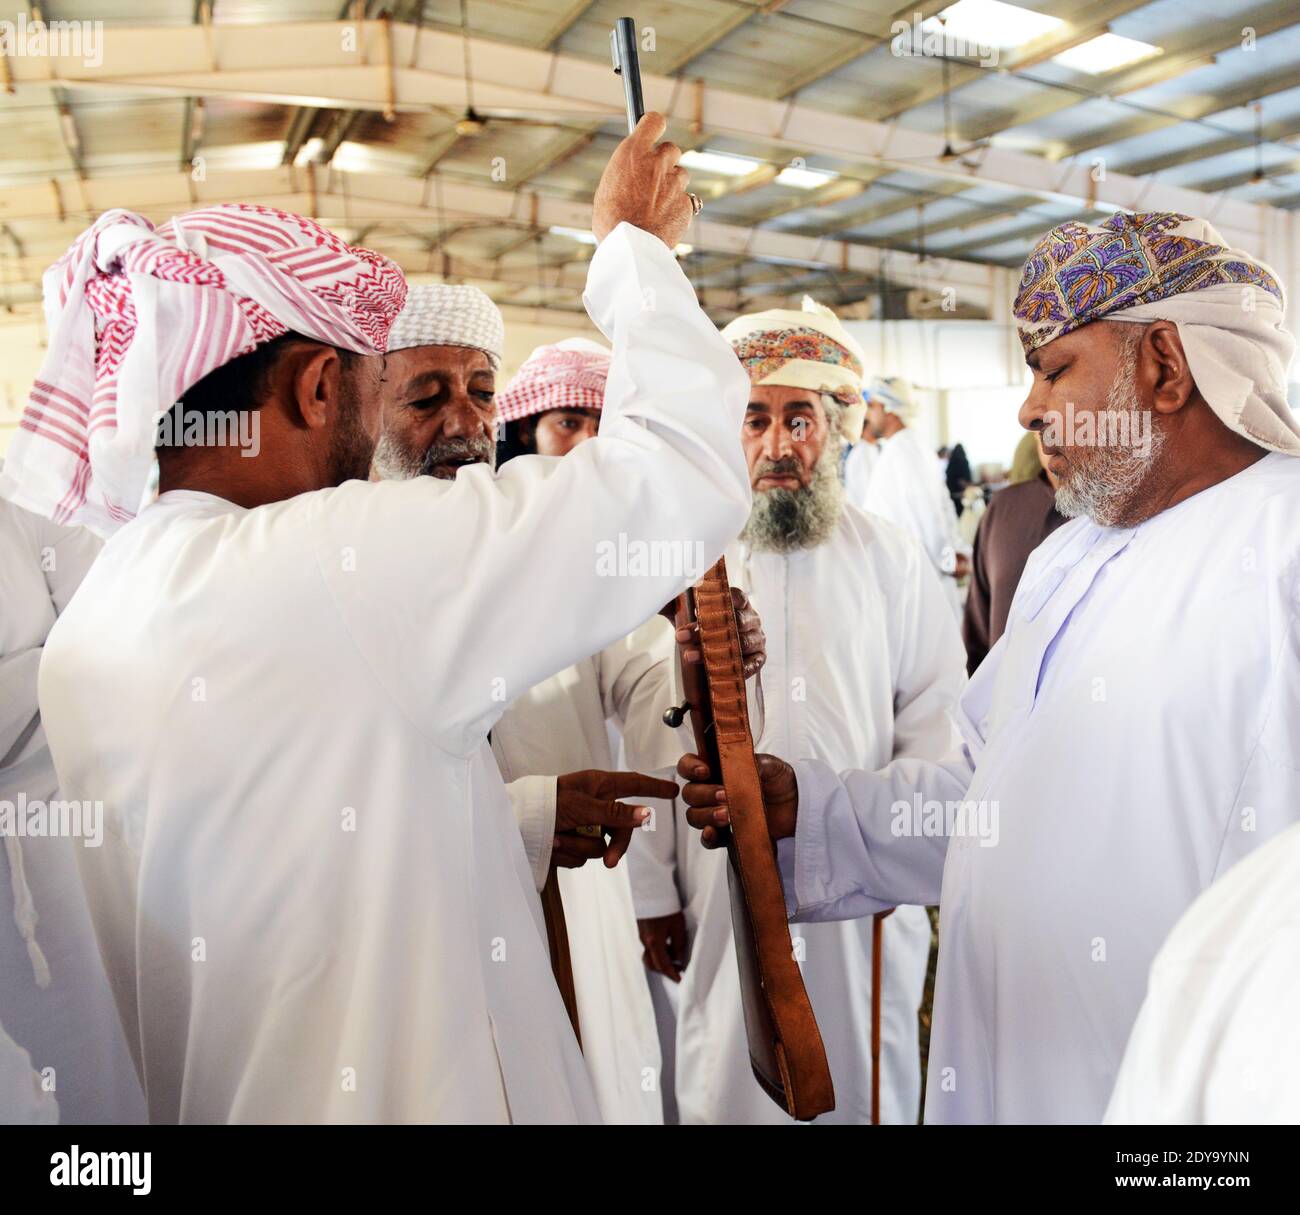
868, 375, 916, 421
1106, 289, 1299, 456
386, 283, 505, 369
1014, 212, 1299, 455
721, 296, 868, 442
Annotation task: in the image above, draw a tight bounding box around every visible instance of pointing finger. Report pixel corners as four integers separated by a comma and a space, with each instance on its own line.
603, 822, 636, 868
591, 771, 680, 801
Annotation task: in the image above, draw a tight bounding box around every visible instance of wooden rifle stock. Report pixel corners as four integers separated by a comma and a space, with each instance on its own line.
670, 559, 834, 1120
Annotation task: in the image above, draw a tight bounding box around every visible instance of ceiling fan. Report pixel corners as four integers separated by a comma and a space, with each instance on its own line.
936, 32, 991, 170
429, 0, 611, 137
1247, 100, 1290, 190
879, 18, 991, 172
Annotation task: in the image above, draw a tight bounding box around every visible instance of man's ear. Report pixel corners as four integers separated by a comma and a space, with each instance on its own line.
1144, 321, 1197, 417
280, 342, 345, 431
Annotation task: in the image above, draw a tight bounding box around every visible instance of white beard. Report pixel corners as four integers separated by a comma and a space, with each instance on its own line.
371, 432, 496, 482
741, 440, 845, 553
1054, 335, 1167, 528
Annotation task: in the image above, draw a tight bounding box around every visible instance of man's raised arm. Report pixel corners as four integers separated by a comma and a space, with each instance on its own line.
316, 114, 751, 750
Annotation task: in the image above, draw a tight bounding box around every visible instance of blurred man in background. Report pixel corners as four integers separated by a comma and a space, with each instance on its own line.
842, 421, 879, 510
862, 376, 970, 618
962, 432, 1066, 673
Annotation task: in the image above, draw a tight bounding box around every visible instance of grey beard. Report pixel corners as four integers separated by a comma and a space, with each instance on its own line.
372, 432, 496, 481
1054, 333, 1167, 528
741, 444, 844, 553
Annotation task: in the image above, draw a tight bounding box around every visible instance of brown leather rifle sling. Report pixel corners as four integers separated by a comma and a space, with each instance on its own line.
668, 559, 834, 1120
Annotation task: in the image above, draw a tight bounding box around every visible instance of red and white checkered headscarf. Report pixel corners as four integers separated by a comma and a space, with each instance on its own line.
495, 337, 610, 423
0, 204, 407, 537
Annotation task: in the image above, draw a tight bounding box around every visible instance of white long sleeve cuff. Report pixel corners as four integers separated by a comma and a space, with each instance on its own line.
505, 775, 557, 892
779, 757, 896, 920
626, 799, 683, 918
783, 754, 964, 923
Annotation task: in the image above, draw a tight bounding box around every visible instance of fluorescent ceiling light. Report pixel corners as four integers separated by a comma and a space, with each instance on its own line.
1052, 33, 1160, 74
548, 225, 598, 245
199, 141, 285, 170
331, 141, 383, 173
776, 165, 838, 189
294, 137, 325, 165
328, 141, 422, 175
933, 0, 1063, 50
680, 148, 763, 177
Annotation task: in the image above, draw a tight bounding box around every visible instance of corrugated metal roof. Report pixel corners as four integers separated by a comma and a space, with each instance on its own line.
0, 0, 1296, 322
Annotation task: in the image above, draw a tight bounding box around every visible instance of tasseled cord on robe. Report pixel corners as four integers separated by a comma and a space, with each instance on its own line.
3, 835, 52, 989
